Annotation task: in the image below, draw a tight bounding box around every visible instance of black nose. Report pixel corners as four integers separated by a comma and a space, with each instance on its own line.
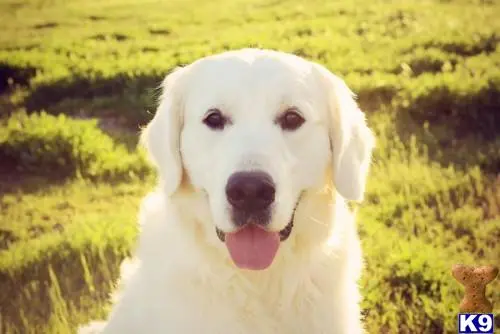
226, 171, 275, 212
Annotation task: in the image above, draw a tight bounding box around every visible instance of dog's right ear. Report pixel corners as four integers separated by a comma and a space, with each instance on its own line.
313, 64, 375, 201
141, 67, 187, 196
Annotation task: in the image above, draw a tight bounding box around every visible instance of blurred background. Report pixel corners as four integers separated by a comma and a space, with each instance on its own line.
0, 0, 499, 333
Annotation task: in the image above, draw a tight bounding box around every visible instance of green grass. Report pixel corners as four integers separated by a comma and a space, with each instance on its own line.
0, 0, 499, 333
0, 111, 150, 180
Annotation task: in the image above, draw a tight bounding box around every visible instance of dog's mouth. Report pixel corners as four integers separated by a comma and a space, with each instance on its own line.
215, 196, 300, 243
215, 199, 300, 270
215, 217, 294, 243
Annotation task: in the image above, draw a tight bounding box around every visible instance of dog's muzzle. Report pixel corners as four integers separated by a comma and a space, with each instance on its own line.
216, 199, 299, 242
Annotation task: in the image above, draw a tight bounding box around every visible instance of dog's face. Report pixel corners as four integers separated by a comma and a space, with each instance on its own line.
143, 49, 374, 270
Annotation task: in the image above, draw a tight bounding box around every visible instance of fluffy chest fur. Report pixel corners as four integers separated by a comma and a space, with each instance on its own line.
99, 191, 364, 334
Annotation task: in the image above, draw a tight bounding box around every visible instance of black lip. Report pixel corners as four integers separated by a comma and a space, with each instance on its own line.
216, 227, 226, 242
278, 218, 294, 241
216, 196, 300, 243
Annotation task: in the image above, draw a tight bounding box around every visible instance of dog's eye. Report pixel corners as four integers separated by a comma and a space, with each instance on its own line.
277, 108, 305, 131
203, 109, 227, 130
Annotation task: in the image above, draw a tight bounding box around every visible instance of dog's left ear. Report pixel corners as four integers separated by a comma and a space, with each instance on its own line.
315, 65, 375, 201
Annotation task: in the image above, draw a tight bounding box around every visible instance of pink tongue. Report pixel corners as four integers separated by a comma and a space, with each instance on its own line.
225, 225, 280, 270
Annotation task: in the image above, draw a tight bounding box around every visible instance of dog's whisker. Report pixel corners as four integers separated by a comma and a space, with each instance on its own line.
309, 216, 329, 227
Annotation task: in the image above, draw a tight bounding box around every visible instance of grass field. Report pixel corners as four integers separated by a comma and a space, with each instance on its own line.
0, 0, 499, 333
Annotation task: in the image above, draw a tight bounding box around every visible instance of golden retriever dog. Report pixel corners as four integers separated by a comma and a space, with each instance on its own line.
80, 48, 375, 334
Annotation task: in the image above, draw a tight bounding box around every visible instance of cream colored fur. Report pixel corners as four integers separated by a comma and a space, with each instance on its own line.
80, 48, 375, 334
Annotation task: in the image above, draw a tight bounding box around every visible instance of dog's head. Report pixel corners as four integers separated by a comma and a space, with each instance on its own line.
142, 49, 374, 270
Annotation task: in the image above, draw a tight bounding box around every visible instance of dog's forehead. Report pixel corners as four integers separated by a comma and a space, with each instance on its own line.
182, 52, 324, 117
